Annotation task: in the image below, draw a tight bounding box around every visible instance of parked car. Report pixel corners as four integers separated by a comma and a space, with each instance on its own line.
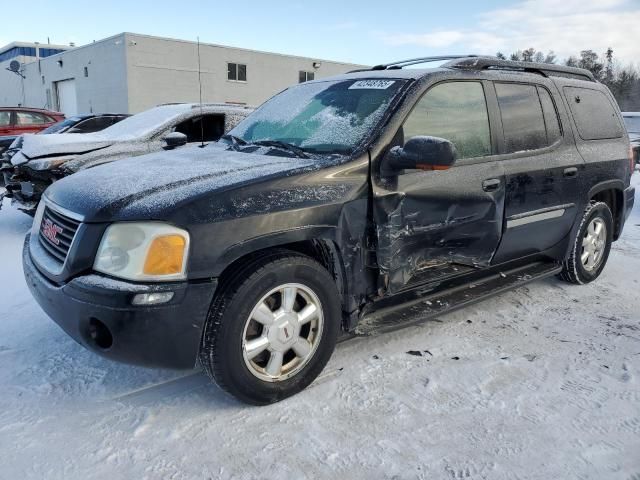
622, 112, 640, 166
1, 103, 252, 212
23, 56, 635, 405
0, 114, 129, 161
0, 135, 16, 156
38, 113, 131, 135
0, 107, 64, 136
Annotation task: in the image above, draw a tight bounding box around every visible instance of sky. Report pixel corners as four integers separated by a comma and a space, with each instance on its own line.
2, 0, 639, 66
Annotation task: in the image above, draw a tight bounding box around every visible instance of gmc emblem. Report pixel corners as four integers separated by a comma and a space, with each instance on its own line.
42, 218, 63, 245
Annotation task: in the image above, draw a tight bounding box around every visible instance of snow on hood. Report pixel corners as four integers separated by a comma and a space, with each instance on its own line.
45, 144, 318, 222
14, 133, 115, 162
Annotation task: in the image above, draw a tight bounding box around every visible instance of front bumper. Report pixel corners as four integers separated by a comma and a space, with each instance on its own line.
23, 237, 217, 369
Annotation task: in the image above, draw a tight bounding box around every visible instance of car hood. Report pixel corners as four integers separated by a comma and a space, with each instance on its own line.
629, 132, 640, 144
45, 145, 318, 222
12, 133, 117, 163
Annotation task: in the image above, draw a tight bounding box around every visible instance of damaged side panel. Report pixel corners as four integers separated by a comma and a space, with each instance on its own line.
374, 160, 505, 292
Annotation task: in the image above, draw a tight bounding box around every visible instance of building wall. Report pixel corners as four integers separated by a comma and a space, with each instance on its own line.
1, 34, 129, 114
0, 55, 33, 106
1, 33, 365, 115
124, 33, 363, 113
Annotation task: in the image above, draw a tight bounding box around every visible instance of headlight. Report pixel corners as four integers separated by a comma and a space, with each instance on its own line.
27, 156, 77, 171
94, 223, 190, 282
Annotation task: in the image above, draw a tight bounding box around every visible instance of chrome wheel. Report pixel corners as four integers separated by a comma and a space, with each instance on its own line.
242, 283, 323, 382
581, 217, 607, 271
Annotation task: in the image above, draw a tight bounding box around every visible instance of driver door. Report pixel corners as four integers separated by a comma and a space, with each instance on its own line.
373, 80, 506, 293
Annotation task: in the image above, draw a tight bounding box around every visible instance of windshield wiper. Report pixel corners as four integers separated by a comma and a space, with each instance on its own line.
221, 134, 247, 146
250, 140, 309, 158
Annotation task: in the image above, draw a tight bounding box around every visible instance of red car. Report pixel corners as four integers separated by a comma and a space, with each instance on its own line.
0, 107, 65, 136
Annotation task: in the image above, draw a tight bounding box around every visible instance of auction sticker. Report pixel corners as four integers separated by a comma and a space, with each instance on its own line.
349, 80, 396, 90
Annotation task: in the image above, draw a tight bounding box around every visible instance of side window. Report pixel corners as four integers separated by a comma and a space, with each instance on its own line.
0, 111, 10, 126
16, 112, 47, 125
495, 83, 547, 153
174, 114, 226, 142
72, 117, 113, 133
563, 86, 623, 140
403, 81, 491, 159
537, 87, 562, 145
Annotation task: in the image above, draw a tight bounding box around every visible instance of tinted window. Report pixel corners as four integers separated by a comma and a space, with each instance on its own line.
175, 114, 225, 142
72, 117, 114, 133
537, 87, 562, 145
495, 83, 547, 153
403, 81, 491, 159
16, 112, 47, 125
0, 112, 10, 126
564, 87, 623, 140
228, 63, 247, 81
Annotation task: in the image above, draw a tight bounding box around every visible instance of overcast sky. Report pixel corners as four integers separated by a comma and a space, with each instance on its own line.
2, 0, 638, 66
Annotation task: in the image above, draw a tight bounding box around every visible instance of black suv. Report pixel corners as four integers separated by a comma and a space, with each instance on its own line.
23, 56, 636, 405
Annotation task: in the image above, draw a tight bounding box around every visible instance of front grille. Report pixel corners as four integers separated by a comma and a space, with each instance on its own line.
38, 206, 80, 263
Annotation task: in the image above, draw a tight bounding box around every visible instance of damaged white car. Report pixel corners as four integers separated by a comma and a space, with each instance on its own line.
0, 103, 253, 213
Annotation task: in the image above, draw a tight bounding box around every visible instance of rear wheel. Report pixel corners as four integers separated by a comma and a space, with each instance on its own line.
558, 201, 613, 285
199, 251, 341, 405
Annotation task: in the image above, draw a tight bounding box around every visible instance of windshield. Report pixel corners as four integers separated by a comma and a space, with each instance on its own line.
39, 117, 84, 134
624, 116, 640, 133
227, 79, 406, 154
95, 105, 188, 140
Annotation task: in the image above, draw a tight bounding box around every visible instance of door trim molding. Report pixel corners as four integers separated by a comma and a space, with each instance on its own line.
506, 203, 575, 228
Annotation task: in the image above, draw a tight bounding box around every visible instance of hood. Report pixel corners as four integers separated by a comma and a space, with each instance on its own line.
629, 132, 640, 144
12, 133, 116, 164
45, 145, 318, 222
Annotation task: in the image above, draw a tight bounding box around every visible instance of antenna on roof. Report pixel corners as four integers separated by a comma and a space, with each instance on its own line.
196, 36, 205, 148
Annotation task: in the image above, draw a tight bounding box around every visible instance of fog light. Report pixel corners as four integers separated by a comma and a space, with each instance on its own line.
132, 292, 174, 305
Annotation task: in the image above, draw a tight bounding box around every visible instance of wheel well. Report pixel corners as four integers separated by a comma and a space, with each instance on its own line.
217, 240, 349, 327
591, 188, 624, 239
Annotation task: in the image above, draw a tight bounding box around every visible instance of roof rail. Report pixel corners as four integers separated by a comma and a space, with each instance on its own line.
349, 55, 481, 73
442, 56, 596, 82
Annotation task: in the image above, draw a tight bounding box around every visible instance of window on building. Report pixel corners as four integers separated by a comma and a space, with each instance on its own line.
16, 112, 48, 125
403, 81, 491, 159
495, 83, 548, 153
563, 86, 623, 140
174, 114, 226, 142
84, 66, 89, 78
227, 63, 247, 82
0, 112, 10, 126
299, 71, 315, 83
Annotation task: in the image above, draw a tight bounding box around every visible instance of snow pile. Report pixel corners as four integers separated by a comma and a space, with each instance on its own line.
0, 175, 638, 479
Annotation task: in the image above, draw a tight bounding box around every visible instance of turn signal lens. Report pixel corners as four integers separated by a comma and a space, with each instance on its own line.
143, 235, 187, 276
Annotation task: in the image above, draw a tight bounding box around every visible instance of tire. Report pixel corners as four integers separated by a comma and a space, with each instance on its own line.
199, 250, 341, 405
558, 201, 613, 285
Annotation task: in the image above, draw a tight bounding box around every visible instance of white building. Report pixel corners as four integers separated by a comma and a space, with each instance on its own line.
0, 33, 364, 115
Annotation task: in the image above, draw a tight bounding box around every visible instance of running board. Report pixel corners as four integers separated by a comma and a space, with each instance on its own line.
355, 261, 562, 336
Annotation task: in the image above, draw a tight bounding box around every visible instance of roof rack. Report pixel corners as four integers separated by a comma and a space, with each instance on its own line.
349, 55, 481, 73
442, 56, 596, 82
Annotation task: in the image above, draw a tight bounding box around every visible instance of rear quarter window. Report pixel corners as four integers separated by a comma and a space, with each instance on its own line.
563, 87, 623, 140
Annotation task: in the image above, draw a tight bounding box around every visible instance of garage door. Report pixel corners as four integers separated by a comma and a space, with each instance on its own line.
55, 79, 78, 115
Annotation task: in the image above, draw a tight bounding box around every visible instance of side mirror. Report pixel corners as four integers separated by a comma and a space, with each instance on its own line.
163, 132, 188, 149
382, 136, 457, 176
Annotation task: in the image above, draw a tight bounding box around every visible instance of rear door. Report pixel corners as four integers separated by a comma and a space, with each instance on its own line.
373, 80, 506, 292
491, 81, 584, 264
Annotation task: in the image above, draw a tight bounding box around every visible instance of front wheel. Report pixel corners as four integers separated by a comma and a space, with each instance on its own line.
199, 251, 341, 405
558, 201, 613, 285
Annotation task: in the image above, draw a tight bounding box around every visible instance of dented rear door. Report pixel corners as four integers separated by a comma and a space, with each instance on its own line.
373, 80, 505, 293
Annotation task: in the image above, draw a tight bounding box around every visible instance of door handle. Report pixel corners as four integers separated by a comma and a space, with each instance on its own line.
482, 178, 501, 192
564, 167, 578, 178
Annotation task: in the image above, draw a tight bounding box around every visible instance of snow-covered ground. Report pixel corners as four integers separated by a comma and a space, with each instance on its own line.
1, 175, 639, 480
